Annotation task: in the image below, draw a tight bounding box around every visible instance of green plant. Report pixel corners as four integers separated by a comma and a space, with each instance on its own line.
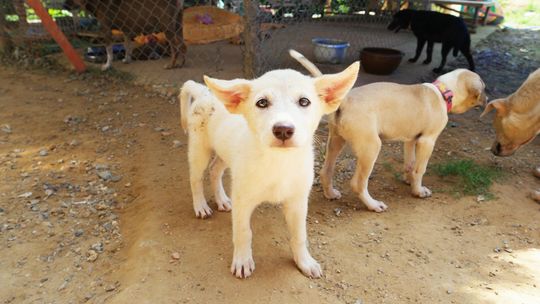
433, 159, 503, 197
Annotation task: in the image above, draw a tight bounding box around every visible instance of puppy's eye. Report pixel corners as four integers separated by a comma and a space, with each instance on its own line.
256, 98, 269, 108
298, 97, 311, 107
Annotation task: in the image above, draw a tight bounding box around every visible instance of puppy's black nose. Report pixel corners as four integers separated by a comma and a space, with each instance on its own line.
272, 124, 295, 141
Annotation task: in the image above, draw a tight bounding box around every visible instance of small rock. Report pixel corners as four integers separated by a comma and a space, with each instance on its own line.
354, 299, 363, 304
18, 192, 33, 198
97, 171, 113, 181
493, 247, 501, 253
449, 122, 459, 128
1, 124, 12, 133
69, 139, 80, 146
74, 229, 84, 237
101, 126, 110, 132
91, 242, 104, 252
86, 250, 98, 262
154, 127, 165, 132
504, 248, 513, 253
39, 149, 48, 157
333, 207, 342, 217
476, 195, 485, 202
172, 140, 182, 148
171, 252, 181, 260
105, 284, 116, 292
447, 289, 452, 294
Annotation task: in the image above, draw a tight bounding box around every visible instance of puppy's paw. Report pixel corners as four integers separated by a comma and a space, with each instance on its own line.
408, 58, 418, 63
216, 197, 232, 212
366, 200, 388, 213
194, 202, 213, 219
413, 186, 432, 198
231, 255, 255, 279
422, 59, 431, 65
323, 188, 342, 200
297, 256, 322, 279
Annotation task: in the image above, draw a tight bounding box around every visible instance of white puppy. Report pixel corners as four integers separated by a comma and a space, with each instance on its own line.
290, 50, 486, 212
179, 63, 359, 278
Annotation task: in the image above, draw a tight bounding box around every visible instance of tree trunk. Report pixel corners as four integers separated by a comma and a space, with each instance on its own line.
0, 3, 14, 55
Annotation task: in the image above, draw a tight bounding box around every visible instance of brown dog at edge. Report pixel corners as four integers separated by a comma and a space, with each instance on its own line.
481, 68, 540, 201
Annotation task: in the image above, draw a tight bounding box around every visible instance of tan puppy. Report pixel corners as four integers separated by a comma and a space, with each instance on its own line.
290, 50, 486, 212
481, 68, 540, 201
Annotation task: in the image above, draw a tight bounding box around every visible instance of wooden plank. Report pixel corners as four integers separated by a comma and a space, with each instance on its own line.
26, 0, 86, 73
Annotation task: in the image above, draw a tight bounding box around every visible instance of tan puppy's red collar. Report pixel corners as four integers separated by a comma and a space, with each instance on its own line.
432, 80, 453, 112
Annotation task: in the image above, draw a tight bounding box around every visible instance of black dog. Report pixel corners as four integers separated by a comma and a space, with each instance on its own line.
388, 9, 474, 73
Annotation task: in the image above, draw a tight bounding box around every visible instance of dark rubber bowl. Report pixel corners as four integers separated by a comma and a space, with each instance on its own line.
360, 47, 404, 75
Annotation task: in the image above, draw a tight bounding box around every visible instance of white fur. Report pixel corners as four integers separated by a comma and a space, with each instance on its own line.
180, 63, 359, 278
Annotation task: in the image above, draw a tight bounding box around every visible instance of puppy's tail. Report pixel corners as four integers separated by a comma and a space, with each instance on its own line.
289, 49, 323, 77
179, 80, 208, 133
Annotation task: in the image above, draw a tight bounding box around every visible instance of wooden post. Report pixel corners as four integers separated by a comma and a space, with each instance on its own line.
0, 2, 13, 55
26, 0, 86, 72
242, 0, 260, 78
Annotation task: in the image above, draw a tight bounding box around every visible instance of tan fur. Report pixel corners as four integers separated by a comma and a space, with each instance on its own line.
481, 68, 540, 202
290, 50, 486, 212
481, 68, 540, 157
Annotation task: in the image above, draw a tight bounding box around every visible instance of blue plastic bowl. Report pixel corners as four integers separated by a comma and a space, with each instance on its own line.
312, 38, 350, 64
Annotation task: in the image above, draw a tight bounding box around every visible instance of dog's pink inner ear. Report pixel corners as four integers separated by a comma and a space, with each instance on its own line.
214, 85, 249, 107
316, 61, 359, 106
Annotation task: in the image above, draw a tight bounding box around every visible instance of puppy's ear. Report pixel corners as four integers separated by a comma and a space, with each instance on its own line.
315, 61, 360, 114
204, 75, 251, 114
481, 98, 507, 118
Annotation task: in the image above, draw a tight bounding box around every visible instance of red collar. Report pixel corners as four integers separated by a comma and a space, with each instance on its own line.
432, 80, 453, 112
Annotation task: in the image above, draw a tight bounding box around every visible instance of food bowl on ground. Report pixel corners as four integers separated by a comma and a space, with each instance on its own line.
360, 47, 404, 75
312, 38, 350, 64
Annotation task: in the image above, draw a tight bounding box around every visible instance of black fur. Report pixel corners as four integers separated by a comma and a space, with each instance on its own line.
388, 9, 475, 73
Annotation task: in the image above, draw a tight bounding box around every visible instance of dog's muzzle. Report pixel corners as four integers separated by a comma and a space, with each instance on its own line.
272, 124, 295, 141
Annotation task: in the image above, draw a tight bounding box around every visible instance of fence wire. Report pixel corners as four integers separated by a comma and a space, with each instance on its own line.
0, 0, 429, 86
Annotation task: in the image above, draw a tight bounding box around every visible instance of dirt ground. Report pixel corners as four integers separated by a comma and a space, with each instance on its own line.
1, 28, 540, 304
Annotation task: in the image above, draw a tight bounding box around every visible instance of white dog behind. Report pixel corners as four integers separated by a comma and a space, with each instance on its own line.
180, 63, 359, 278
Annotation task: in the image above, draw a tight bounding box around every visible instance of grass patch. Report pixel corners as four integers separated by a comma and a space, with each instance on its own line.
433, 159, 503, 198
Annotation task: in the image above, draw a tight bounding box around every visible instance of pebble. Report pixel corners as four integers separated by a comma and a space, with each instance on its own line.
69, 139, 80, 146
333, 208, 342, 217
74, 229, 84, 237
91, 242, 104, 252
1, 124, 12, 133
39, 149, 49, 157
172, 140, 182, 148
86, 250, 98, 262
171, 252, 181, 260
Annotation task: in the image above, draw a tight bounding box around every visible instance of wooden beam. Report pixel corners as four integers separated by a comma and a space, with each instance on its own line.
26, 0, 86, 73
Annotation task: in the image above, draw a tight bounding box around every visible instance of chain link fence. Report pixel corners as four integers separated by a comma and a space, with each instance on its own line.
0, 0, 430, 86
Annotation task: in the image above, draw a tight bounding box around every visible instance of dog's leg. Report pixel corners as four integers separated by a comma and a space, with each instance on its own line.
188, 135, 213, 218
102, 44, 114, 71
423, 40, 433, 65
403, 140, 416, 185
433, 43, 452, 73
410, 137, 435, 198
409, 37, 426, 63
351, 138, 388, 212
460, 46, 475, 71
230, 196, 257, 278
122, 35, 133, 64
320, 129, 346, 200
283, 195, 322, 278
210, 156, 231, 212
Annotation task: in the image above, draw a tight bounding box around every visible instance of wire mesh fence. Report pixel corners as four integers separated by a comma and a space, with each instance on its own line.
0, 0, 429, 86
